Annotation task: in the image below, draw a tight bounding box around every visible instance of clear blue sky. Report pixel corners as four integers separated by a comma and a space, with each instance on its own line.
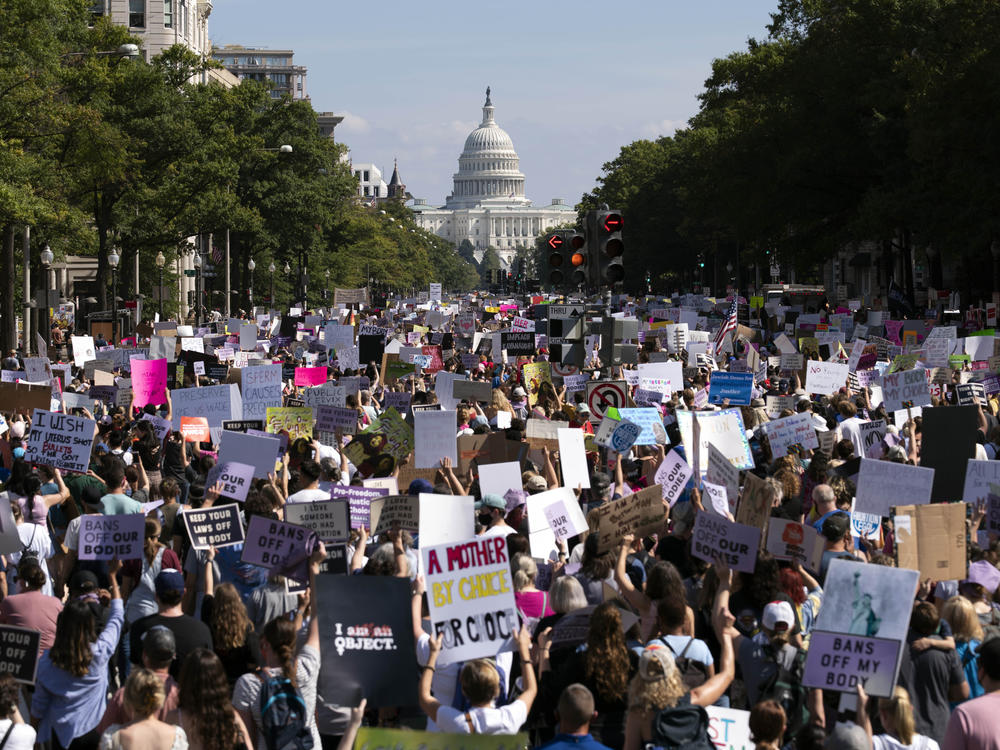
211, 1, 779, 208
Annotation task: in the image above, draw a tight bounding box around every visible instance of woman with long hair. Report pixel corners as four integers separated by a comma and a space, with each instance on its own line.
749, 700, 785, 750
512, 555, 555, 624
856, 685, 940, 750
574, 534, 617, 605
0, 673, 35, 749
616, 534, 693, 640
538, 602, 636, 747
32, 559, 124, 750
941, 595, 985, 704
170, 649, 252, 750
201, 548, 261, 685
232, 543, 326, 749
6, 460, 69, 525
98, 668, 187, 750
131, 420, 163, 489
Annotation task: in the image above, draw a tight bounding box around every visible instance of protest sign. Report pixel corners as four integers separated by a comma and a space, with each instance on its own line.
956, 382, 987, 407
285, 500, 350, 543
526, 487, 588, 558
557, 428, 590, 489
880, 369, 931, 413
330, 485, 389, 529
242, 515, 313, 582
764, 395, 796, 418
803, 560, 919, 697
171, 383, 242, 433
654, 449, 693, 506
637, 361, 684, 395
854, 459, 933, 517
0, 626, 41, 684
130, 358, 167, 407
369, 495, 420, 535
706, 442, 739, 514
677, 409, 754, 471
735, 471, 771, 541
71, 335, 96, 367
140, 413, 172, 442
805, 361, 848, 395
963, 459, 1000, 504
220, 419, 263, 433
477, 461, 523, 500
78, 514, 145, 560
452, 379, 492, 403
704, 707, 753, 750
343, 408, 414, 478
920, 406, 978, 502
610, 420, 642, 452
218, 429, 280, 478
180, 416, 211, 443
24, 409, 95, 473
419, 494, 475, 549
414, 410, 458, 469
204, 461, 255, 502
315, 405, 358, 435
351, 728, 529, 750
294, 366, 327, 387
181, 504, 245, 550
614, 407, 666, 446
241, 364, 283, 422
422, 536, 518, 665
781, 353, 804, 372
594, 485, 665, 553
894, 503, 966, 581
766, 518, 824, 572
859, 420, 887, 458
708, 372, 753, 405
762, 413, 819, 458
691, 512, 759, 573
316, 575, 419, 707
265, 406, 314, 441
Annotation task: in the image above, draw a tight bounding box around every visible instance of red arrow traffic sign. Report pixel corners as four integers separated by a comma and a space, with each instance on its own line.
547, 234, 564, 250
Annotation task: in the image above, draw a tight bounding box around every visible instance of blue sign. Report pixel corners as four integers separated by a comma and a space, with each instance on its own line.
708, 372, 754, 405
615, 408, 665, 446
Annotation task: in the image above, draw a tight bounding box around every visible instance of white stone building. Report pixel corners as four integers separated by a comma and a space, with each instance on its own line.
409, 89, 576, 265
351, 163, 389, 200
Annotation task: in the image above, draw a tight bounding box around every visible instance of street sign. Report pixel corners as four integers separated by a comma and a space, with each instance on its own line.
586, 380, 627, 424
183, 269, 197, 277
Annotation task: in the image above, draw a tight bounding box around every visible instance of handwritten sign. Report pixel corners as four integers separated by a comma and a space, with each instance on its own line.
24, 409, 95, 473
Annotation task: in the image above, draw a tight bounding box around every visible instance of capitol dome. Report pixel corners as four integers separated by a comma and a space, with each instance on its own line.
446, 88, 530, 209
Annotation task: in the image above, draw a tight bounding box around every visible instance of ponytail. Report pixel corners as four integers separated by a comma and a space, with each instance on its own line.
262, 617, 298, 687
879, 687, 915, 745
144, 518, 162, 566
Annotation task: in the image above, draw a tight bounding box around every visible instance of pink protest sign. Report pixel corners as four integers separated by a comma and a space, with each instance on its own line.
130, 357, 167, 407
294, 366, 327, 387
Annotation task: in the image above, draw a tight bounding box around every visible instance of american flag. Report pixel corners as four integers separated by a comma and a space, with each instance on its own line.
211, 245, 223, 264
714, 299, 738, 348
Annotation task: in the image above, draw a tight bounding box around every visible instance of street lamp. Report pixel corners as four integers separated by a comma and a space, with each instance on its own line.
40, 245, 53, 348
108, 249, 120, 345
268, 261, 275, 307
248, 258, 256, 310
283, 262, 291, 307
260, 145, 293, 153
324, 269, 330, 301
155, 251, 166, 319
62, 43, 141, 61
193, 251, 202, 327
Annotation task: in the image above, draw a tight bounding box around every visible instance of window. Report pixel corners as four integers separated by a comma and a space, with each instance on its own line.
89, 0, 105, 22
129, 0, 145, 27
363, 171, 369, 181
163, 0, 172, 27
364, 187, 370, 196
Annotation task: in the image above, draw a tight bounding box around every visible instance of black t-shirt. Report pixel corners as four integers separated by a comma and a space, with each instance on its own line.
130, 612, 213, 679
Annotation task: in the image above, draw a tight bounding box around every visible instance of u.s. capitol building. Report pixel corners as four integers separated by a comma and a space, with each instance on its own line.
409, 88, 576, 266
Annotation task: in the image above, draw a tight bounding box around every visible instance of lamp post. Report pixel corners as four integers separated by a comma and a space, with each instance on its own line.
247, 258, 256, 312
324, 269, 330, 302
193, 251, 202, 327
40, 245, 53, 349
268, 262, 275, 307
108, 248, 120, 345
155, 251, 165, 319
283, 262, 291, 308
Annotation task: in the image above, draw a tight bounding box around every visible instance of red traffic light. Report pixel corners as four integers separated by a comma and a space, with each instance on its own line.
547, 234, 564, 250
603, 213, 623, 232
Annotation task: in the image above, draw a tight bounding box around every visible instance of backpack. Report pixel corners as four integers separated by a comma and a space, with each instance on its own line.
648, 693, 715, 750
257, 670, 314, 750
756, 642, 809, 737
659, 637, 710, 692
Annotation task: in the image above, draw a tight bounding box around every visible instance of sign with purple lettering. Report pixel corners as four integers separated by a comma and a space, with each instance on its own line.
78, 514, 145, 560
241, 515, 315, 583
330, 485, 389, 529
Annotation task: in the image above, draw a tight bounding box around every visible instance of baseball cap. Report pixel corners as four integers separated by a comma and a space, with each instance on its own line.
154, 569, 185, 598
12, 447, 24, 459
762, 600, 795, 631
575, 403, 590, 415
475, 494, 505, 511
504, 489, 528, 513
512, 386, 527, 398
821, 511, 851, 542
81, 485, 104, 510
638, 644, 676, 682
69, 569, 99, 593
525, 475, 548, 492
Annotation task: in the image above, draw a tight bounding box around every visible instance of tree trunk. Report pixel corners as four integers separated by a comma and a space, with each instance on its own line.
2, 225, 14, 352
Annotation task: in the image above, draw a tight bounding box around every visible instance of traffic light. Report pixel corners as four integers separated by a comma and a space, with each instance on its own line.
595, 210, 624, 285
545, 231, 566, 286
568, 232, 587, 286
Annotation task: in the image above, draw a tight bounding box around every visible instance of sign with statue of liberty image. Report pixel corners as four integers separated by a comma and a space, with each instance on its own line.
802, 559, 919, 697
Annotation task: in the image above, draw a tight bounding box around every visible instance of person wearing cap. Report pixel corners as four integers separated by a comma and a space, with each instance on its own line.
129, 569, 213, 680
819, 512, 861, 582
623, 596, 737, 750
477, 493, 516, 538
97, 625, 180, 732
944, 636, 1000, 749
510, 386, 529, 421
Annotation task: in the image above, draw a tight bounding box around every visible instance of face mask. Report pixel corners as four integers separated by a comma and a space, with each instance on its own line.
478, 512, 493, 526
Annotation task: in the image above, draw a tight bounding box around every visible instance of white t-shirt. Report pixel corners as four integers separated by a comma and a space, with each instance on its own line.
10, 522, 53, 596
435, 701, 528, 735
873, 733, 939, 750
837, 416, 866, 458
232, 644, 321, 750
286, 488, 330, 504
0, 720, 36, 750
481, 524, 516, 539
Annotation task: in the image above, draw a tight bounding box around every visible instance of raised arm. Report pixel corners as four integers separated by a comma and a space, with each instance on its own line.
305, 541, 326, 653
418, 632, 445, 723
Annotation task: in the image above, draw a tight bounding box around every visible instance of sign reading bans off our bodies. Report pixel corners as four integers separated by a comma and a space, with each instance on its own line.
422, 536, 518, 665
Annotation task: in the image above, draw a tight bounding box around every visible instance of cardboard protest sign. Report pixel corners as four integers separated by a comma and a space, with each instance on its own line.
477, 461, 523, 500
691, 512, 759, 573
704, 707, 753, 750
854, 459, 933, 517
735, 471, 771, 540
961, 459, 1000, 504
343, 408, 414, 478
0, 626, 41, 684
708, 372, 753, 405
265, 406, 314, 441
242, 515, 314, 582
285, 499, 350, 543
180, 416, 211, 443
330, 485, 389, 529
706, 442, 739, 514
351, 728, 529, 750
766, 518, 824, 572
452, 379, 492, 403
880, 369, 931, 413
241, 364, 283, 422
219, 429, 280, 478
761, 413, 819, 458
614, 408, 666, 446
24, 409, 95, 473
204, 461, 255, 503
556, 428, 590, 489
594, 485, 665, 553
418, 494, 475, 549
181, 504, 245, 550
677, 409, 754, 471
653, 449, 693, 506
78, 514, 145, 560
422, 536, 518, 665
893, 503, 966, 581
414, 410, 458, 469
803, 560, 919, 697
369, 495, 420, 534
130, 358, 167, 407
315, 575, 419, 707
